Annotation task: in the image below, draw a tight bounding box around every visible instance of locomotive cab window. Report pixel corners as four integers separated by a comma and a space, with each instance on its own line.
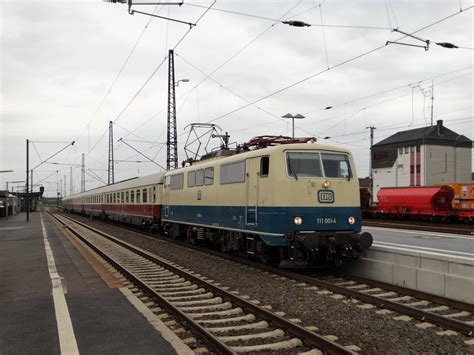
260, 156, 269, 177
286, 152, 322, 178
321, 153, 352, 179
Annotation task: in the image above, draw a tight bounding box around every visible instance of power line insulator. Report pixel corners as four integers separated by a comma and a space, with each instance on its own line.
282, 20, 311, 27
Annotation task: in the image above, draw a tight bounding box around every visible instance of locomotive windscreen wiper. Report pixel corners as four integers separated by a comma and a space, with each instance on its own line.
287, 161, 298, 180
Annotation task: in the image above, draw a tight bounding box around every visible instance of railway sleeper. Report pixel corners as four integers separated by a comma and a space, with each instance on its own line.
218, 329, 285, 342
188, 307, 244, 319
206, 320, 269, 333
171, 296, 223, 307
196, 314, 256, 325
230, 338, 303, 353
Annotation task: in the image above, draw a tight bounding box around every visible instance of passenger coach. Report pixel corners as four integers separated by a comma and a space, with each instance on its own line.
63, 172, 164, 228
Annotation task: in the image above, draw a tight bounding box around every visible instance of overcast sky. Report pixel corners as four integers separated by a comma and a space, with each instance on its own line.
1, 0, 473, 197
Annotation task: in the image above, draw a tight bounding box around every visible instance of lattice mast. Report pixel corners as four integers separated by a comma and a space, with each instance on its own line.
108, 121, 115, 184
167, 49, 178, 170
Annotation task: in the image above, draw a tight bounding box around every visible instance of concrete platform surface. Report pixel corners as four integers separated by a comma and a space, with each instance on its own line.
0, 211, 188, 355
363, 226, 474, 258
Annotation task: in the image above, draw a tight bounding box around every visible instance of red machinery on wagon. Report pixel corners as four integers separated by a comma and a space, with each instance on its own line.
373, 186, 455, 219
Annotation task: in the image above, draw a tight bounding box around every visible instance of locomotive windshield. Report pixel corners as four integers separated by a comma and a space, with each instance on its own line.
287, 152, 323, 178
321, 153, 352, 179
286, 152, 352, 179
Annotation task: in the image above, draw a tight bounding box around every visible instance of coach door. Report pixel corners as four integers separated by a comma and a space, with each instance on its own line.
245, 158, 259, 225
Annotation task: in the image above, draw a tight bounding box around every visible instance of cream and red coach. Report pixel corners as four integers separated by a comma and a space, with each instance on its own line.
62, 173, 164, 228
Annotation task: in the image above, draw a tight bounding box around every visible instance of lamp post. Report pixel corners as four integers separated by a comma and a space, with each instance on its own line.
175, 78, 189, 87
282, 113, 305, 138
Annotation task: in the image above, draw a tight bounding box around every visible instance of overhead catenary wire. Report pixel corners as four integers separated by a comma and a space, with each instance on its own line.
307, 71, 473, 134
83, 1, 216, 160
184, 2, 393, 30
75, 4, 164, 145
114, 1, 306, 151
204, 7, 472, 126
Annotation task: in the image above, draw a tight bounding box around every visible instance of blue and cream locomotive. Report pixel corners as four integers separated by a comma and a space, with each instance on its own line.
162, 136, 373, 267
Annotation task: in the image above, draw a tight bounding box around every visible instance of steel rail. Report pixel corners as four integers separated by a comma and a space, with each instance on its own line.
54, 213, 354, 355
52, 214, 234, 355
58, 213, 474, 336
334, 272, 474, 314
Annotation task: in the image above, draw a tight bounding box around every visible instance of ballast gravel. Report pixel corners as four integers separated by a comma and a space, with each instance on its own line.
72, 216, 474, 354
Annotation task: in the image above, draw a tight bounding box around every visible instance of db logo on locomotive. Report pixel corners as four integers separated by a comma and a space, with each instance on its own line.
318, 190, 334, 203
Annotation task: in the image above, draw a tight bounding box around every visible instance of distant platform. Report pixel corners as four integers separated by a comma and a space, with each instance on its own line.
0, 211, 190, 354
363, 226, 474, 259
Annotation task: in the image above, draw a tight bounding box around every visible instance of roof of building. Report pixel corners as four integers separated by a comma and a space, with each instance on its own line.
373, 120, 472, 148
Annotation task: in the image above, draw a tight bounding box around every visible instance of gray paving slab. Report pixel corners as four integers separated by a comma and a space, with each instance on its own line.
0, 211, 179, 354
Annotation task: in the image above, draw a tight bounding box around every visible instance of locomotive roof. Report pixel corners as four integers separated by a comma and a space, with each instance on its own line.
63, 171, 164, 200
165, 142, 352, 175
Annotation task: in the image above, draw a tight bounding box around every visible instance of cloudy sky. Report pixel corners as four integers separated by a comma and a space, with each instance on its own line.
1, 0, 472, 197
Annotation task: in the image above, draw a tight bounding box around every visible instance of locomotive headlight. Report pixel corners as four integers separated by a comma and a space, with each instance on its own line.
294, 217, 303, 225
348, 216, 356, 225
322, 180, 331, 188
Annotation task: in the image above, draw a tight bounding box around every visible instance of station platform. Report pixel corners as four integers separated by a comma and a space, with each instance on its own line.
0, 211, 190, 354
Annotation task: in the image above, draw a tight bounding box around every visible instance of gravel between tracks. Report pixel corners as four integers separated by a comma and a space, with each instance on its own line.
71, 215, 474, 354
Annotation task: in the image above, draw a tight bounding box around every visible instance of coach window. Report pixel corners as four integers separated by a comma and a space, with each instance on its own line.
137, 190, 141, 203
195, 170, 204, 186
152, 187, 156, 203
188, 171, 196, 187
121, 192, 124, 203
125, 191, 129, 203
204, 167, 214, 185
131, 190, 135, 203
260, 156, 269, 177
143, 189, 148, 203
170, 173, 184, 190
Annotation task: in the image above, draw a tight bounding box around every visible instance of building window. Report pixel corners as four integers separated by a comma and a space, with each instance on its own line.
204, 167, 214, 185
260, 156, 269, 177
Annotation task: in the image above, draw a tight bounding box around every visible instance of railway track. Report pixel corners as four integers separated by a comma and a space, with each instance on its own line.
52, 213, 355, 355
363, 219, 474, 236
58, 213, 474, 340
